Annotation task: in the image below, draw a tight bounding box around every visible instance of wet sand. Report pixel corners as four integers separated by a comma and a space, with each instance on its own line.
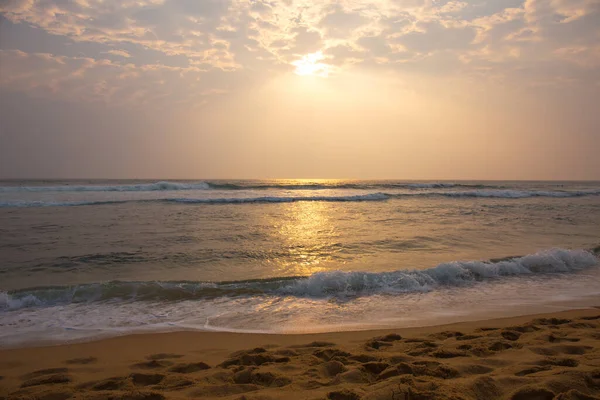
1, 308, 600, 399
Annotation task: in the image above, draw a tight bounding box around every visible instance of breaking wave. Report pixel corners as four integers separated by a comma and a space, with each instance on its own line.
0, 181, 211, 192
206, 182, 491, 190
2, 248, 597, 311
0, 181, 503, 193
0, 193, 391, 208
1, 189, 600, 208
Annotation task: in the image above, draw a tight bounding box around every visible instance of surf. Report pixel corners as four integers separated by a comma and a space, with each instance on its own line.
2, 248, 597, 310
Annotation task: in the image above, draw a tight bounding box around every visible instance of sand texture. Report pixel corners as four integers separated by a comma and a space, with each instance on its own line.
1, 309, 600, 400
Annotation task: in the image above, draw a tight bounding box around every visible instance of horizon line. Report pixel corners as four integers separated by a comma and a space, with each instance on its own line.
1, 178, 600, 182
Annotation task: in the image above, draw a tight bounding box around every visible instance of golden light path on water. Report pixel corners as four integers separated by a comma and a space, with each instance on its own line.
272, 200, 337, 277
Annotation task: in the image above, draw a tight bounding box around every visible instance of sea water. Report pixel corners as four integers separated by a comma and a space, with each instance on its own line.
1, 180, 599, 346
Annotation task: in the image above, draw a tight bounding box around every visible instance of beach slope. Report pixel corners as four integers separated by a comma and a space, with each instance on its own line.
2, 309, 600, 399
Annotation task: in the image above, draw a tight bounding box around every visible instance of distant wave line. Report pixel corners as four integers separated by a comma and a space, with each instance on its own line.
1, 189, 600, 208
0, 181, 502, 192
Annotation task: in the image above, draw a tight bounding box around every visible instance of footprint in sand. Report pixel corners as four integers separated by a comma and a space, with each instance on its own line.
509, 386, 555, 400
28, 390, 73, 400
119, 393, 166, 400
79, 376, 129, 391
515, 365, 552, 376
469, 376, 503, 399
501, 330, 522, 341
233, 368, 291, 387
361, 361, 390, 375
350, 354, 379, 363
20, 368, 72, 388
313, 348, 352, 362
219, 348, 291, 368
289, 341, 335, 349
130, 373, 165, 386
21, 367, 69, 380
333, 368, 370, 384
456, 334, 482, 341
555, 389, 600, 400
20, 373, 72, 388
536, 357, 579, 367
534, 318, 571, 326
431, 349, 468, 359
159, 375, 195, 390
168, 362, 211, 373
132, 360, 173, 370
580, 315, 600, 321
506, 323, 541, 333
457, 364, 494, 375
568, 322, 597, 329
430, 330, 465, 340
189, 383, 262, 397
373, 333, 403, 342
363, 334, 402, 351
364, 340, 393, 350
64, 356, 97, 365
488, 341, 514, 351
327, 389, 361, 400
529, 345, 592, 356
543, 333, 581, 343
319, 360, 347, 377
273, 348, 298, 357
476, 327, 500, 332
146, 353, 184, 360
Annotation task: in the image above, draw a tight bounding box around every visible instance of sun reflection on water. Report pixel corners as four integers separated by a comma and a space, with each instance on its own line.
272, 198, 340, 277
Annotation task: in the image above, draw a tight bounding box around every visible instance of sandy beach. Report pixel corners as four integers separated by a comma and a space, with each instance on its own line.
2, 308, 600, 400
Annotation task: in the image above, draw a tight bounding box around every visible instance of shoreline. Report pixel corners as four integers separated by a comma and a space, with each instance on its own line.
3, 300, 600, 351
2, 307, 600, 399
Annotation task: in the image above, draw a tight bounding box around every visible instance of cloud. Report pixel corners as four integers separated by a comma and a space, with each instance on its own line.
0, 49, 226, 107
105, 49, 132, 58
395, 21, 477, 52
1, 0, 599, 104
319, 4, 368, 38
0, 0, 239, 70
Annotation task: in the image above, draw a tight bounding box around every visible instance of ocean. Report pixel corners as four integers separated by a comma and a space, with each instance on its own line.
1, 180, 599, 347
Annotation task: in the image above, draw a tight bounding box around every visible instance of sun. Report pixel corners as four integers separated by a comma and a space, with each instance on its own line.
292, 51, 331, 77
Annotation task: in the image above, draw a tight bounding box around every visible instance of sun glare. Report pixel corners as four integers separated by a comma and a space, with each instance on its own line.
292, 51, 331, 77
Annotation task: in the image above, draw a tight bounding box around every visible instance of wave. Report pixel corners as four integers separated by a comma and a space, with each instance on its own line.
2, 248, 597, 311
0, 181, 211, 192
440, 189, 600, 198
0, 193, 391, 208
0, 181, 497, 193
2, 189, 600, 208
169, 193, 391, 204
207, 182, 492, 190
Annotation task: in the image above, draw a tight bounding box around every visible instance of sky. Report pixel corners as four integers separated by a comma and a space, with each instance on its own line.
0, 0, 599, 180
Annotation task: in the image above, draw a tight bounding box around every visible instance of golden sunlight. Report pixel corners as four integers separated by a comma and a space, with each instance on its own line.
268, 199, 337, 276
291, 51, 331, 77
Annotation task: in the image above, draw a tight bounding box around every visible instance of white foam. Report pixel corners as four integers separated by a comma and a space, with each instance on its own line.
405, 183, 458, 188
0, 193, 392, 208
171, 193, 391, 204
279, 248, 598, 297
3, 187, 600, 208
438, 189, 600, 198
0, 181, 211, 192
2, 264, 600, 347
2, 249, 597, 311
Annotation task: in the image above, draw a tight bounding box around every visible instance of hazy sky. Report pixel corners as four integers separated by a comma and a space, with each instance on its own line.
1, 0, 599, 180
